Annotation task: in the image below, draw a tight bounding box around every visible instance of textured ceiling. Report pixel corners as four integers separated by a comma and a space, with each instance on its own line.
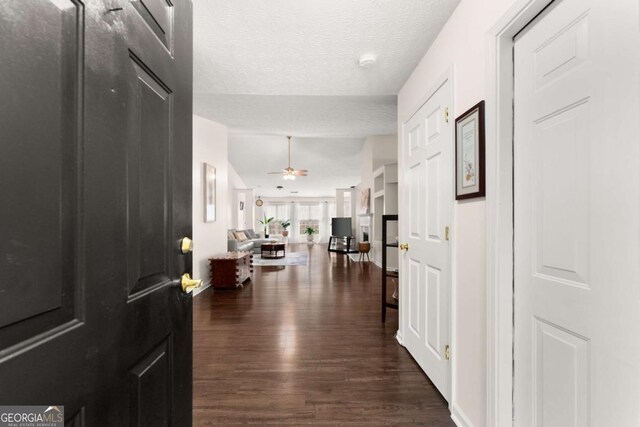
193, 0, 460, 196
194, 94, 397, 138
228, 135, 363, 197
193, 0, 460, 96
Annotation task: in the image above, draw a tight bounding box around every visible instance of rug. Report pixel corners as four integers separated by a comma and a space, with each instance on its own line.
348, 253, 363, 262
253, 251, 309, 267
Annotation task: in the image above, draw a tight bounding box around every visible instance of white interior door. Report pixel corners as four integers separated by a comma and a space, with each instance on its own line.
401, 78, 452, 400
514, 0, 640, 425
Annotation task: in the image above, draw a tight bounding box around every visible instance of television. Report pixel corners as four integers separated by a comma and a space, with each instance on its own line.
331, 217, 352, 237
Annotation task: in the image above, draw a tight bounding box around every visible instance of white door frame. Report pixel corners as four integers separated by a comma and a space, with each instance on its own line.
398, 66, 454, 402
485, 1, 554, 426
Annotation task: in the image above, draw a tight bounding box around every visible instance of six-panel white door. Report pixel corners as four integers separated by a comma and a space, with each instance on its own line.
401, 79, 452, 400
514, 0, 640, 425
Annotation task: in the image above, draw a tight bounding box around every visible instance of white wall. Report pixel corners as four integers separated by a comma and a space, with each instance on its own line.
192, 115, 229, 295
227, 163, 253, 229
397, 1, 517, 426
356, 135, 398, 266
358, 135, 398, 204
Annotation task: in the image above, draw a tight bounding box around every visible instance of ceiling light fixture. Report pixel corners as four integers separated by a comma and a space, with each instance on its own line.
267, 136, 308, 180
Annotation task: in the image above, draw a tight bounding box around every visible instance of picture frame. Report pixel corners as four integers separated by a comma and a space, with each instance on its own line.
204, 163, 216, 222
360, 188, 370, 214
455, 101, 485, 200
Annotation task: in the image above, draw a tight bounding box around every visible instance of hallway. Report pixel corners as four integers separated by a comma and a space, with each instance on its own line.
193, 244, 453, 425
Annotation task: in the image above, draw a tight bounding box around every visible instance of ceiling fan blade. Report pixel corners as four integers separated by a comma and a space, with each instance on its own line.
295, 169, 308, 173
293, 171, 308, 176
267, 171, 285, 175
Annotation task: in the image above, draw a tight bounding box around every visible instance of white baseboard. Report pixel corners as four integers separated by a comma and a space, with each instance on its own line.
193, 280, 211, 297
450, 402, 475, 427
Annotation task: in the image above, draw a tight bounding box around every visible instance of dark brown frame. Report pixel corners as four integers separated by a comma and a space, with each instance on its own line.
455, 100, 486, 200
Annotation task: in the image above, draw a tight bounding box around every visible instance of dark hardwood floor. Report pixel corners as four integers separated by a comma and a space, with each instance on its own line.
193, 243, 454, 426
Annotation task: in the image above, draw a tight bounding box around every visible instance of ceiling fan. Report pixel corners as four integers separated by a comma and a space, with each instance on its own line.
267, 136, 308, 180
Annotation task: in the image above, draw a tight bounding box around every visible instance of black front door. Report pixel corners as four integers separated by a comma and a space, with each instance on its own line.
0, 0, 193, 425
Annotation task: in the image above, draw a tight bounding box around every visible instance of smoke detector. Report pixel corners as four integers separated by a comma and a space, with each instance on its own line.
358, 53, 377, 69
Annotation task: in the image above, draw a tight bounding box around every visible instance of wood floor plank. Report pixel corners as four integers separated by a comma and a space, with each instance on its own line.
193, 243, 454, 426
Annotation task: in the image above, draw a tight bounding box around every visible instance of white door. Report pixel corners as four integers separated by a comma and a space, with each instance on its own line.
401, 78, 452, 400
514, 0, 640, 425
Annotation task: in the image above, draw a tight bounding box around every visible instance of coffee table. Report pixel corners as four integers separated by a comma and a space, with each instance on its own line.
261, 242, 285, 259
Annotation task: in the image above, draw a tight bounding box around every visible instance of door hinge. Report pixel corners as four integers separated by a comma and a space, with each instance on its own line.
444, 226, 450, 241
444, 107, 449, 123
444, 344, 450, 361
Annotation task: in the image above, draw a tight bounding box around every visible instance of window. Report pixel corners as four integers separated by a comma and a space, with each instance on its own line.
297, 204, 321, 235
343, 192, 351, 217
264, 203, 290, 235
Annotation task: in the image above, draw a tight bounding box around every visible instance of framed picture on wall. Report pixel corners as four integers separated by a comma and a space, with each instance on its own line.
204, 163, 216, 222
455, 101, 485, 200
360, 188, 370, 214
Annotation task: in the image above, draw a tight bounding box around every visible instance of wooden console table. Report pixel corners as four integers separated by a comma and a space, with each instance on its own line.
209, 251, 253, 288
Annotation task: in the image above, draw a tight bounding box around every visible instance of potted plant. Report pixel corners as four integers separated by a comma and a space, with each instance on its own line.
304, 226, 316, 242
258, 214, 274, 238
280, 219, 291, 237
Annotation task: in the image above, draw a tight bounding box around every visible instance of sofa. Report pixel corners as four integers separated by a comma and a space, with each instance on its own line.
227, 229, 272, 253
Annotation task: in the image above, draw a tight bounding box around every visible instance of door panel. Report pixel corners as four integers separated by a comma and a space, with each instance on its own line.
128, 54, 173, 296
534, 102, 589, 286
408, 258, 421, 335
425, 265, 441, 358
0, 0, 193, 424
514, 0, 640, 425
128, 337, 172, 427
426, 154, 441, 240
409, 162, 424, 238
533, 319, 589, 427
130, 0, 173, 51
0, 0, 82, 351
401, 79, 452, 400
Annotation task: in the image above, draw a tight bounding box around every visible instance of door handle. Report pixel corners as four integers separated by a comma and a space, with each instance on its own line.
399, 243, 409, 251
181, 273, 202, 294
180, 237, 193, 254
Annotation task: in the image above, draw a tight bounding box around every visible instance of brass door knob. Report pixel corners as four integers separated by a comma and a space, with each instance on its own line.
180, 237, 193, 254
181, 273, 202, 293
399, 243, 409, 251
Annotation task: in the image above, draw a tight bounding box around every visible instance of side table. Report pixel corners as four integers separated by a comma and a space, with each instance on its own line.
208, 251, 253, 288
261, 243, 285, 259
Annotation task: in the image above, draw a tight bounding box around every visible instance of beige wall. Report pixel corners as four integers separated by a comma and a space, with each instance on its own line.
398, 0, 517, 426
192, 115, 229, 295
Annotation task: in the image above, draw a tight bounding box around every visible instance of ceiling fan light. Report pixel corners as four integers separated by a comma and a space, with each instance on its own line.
268, 135, 306, 180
